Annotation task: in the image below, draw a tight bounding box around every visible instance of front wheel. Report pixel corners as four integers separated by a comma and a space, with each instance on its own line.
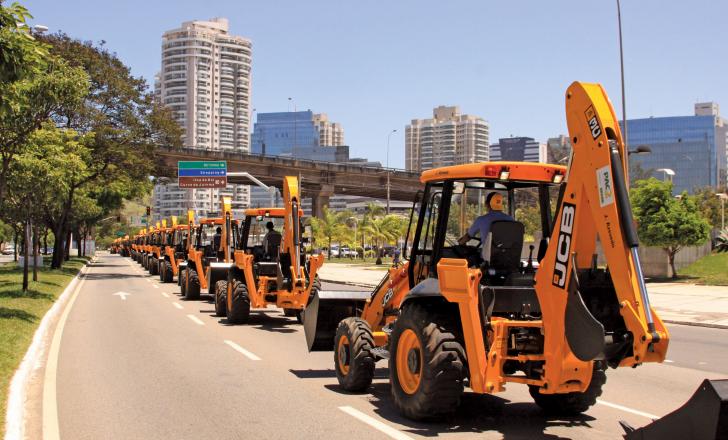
214, 280, 227, 317
226, 280, 250, 324
528, 365, 606, 415
389, 302, 466, 421
185, 268, 200, 300
334, 317, 376, 392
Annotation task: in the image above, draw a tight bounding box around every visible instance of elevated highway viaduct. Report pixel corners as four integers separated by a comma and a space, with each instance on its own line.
155, 147, 422, 216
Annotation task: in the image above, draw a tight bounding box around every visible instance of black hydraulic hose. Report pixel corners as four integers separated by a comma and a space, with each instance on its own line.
609, 144, 639, 248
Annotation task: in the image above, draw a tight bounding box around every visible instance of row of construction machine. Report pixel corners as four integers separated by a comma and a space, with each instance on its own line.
299, 81, 728, 436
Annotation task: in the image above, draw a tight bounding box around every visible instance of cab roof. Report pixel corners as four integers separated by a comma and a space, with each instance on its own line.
420, 162, 566, 185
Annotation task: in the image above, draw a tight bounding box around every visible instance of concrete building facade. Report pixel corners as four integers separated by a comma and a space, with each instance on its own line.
152, 17, 253, 221
490, 137, 547, 163
405, 105, 489, 173
625, 102, 728, 193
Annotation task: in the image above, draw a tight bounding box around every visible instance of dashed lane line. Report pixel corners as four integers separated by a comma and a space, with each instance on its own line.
161, 292, 170, 298
173, 302, 183, 310
187, 314, 205, 326
596, 400, 660, 420
223, 340, 261, 361
338, 406, 414, 440
152, 284, 159, 289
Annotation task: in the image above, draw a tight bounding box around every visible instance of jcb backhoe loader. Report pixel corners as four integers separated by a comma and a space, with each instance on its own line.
305, 81, 672, 421
146, 221, 168, 276
179, 197, 239, 300
221, 176, 324, 324
159, 214, 191, 283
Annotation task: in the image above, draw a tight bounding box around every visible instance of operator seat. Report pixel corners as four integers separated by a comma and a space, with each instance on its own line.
482, 221, 525, 285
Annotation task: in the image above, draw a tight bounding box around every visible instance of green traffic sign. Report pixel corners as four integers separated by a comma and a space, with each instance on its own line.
178, 161, 226, 169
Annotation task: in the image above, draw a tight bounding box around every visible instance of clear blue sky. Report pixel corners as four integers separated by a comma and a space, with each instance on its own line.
23, 0, 727, 168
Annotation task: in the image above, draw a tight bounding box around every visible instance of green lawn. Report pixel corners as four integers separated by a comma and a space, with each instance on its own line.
0, 257, 88, 436
674, 252, 728, 285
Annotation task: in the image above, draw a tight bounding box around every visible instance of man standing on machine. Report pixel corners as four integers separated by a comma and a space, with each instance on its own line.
458, 192, 513, 245
262, 221, 282, 260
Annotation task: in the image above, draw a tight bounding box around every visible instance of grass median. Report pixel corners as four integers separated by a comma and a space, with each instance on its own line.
0, 256, 88, 435
677, 252, 728, 285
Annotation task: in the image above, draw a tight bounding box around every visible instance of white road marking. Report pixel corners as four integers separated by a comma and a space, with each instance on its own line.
145, 278, 151, 283
664, 359, 674, 363
161, 292, 170, 298
187, 314, 205, 325
152, 284, 159, 289
43, 272, 88, 440
338, 406, 413, 440
597, 400, 660, 420
173, 302, 183, 309
113, 291, 131, 300
223, 340, 262, 361
698, 361, 707, 365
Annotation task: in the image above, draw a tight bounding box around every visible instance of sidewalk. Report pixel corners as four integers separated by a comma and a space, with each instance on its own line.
317, 264, 728, 329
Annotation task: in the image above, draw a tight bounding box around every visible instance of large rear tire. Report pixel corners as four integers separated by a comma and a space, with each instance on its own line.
528, 365, 606, 415
162, 261, 174, 283
334, 317, 376, 392
226, 279, 250, 324
389, 302, 466, 421
214, 280, 227, 317
185, 268, 200, 300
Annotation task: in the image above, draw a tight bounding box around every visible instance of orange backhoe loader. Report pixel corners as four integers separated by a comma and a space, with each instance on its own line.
305, 81, 673, 422
159, 214, 191, 283
220, 176, 324, 324
179, 197, 239, 300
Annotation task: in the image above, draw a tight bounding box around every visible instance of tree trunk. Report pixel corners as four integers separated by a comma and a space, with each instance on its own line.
13, 229, 18, 262
65, 229, 72, 261
51, 224, 65, 269
43, 228, 48, 255
32, 222, 39, 282
22, 220, 29, 292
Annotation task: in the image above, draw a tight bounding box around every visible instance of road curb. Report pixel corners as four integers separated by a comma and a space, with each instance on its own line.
4, 260, 90, 440
664, 319, 728, 330
319, 278, 377, 289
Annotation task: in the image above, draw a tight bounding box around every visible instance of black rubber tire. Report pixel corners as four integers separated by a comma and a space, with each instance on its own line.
283, 309, 297, 317
162, 261, 174, 283
179, 269, 187, 296
334, 317, 376, 392
528, 366, 607, 415
185, 268, 200, 300
389, 302, 466, 421
226, 279, 250, 324
158, 261, 165, 281
214, 280, 227, 317
150, 259, 159, 276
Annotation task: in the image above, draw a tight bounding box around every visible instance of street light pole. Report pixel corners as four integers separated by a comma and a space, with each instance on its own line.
616, 0, 630, 185
386, 129, 397, 214
717, 193, 727, 230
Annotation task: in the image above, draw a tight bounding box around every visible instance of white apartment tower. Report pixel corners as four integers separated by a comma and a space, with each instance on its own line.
313, 113, 345, 146
405, 105, 489, 173
153, 17, 252, 220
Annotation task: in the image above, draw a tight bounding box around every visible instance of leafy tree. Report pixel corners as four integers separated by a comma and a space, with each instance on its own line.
692, 187, 726, 230
716, 229, 728, 253
0, 218, 12, 251
35, 33, 181, 268
631, 178, 711, 278
307, 206, 349, 258
363, 215, 405, 264
629, 160, 654, 186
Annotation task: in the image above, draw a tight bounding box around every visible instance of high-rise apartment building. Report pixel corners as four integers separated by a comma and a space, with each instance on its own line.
313, 113, 345, 147
624, 102, 728, 193
152, 18, 253, 220
405, 105, 489, 173
546, 135, 572, 164
489, 137, 547, 163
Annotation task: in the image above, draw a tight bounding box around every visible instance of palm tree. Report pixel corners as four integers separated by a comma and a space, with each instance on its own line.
307, 206, 349, 259
363, 215, 403, 264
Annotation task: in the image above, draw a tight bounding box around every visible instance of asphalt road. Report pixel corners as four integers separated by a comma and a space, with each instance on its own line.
45, 254, 727, 439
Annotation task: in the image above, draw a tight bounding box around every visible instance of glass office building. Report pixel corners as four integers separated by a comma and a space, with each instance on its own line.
624, 104, 727, 194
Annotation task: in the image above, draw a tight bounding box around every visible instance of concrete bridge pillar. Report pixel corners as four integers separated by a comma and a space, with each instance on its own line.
311, 185, 335, 218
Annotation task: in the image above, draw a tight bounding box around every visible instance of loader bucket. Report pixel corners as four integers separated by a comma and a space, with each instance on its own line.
622, 379, 728, 440
304, 290, 371, 352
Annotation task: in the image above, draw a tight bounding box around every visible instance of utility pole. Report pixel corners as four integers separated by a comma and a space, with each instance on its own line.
386, 129, 397, 214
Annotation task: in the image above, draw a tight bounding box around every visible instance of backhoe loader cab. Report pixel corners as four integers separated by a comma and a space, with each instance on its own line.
180, 198, 239, 300
159, 215, 190, 283
307, 81, 670, 421
221, 176, 324, 325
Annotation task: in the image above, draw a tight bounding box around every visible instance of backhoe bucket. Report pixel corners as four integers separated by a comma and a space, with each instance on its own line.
304, 290, 370, 352
622, 379, 728, 440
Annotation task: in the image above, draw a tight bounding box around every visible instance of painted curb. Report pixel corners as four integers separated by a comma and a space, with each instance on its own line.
4, 258, 92, 440
663, 319, 728, 330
